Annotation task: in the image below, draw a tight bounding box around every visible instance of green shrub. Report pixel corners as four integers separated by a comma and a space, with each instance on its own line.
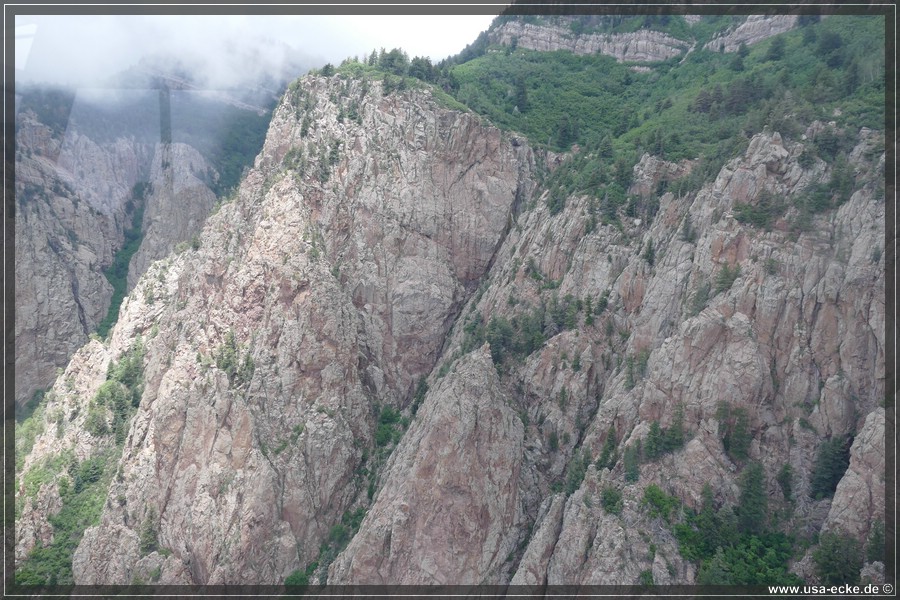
714, 264, 741, 294
600, 486, 623, 515
84, 403, 109, 438
564, 450, 590, 495
813, 531, 862, 586
139, 508, 159, 555
642, 484, 679, 522
718, 403, 751, 462
734, 190, 785, 231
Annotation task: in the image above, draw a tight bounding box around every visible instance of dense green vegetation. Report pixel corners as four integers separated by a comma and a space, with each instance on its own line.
14, 448, 117, 588
668, 472, 804, 586
318, 16, 882, 230
15, 340, 146, 587
813, 531, 863, 586
450, 15, 883, 154
441, 15, 883, 218
96, 182, 149, 339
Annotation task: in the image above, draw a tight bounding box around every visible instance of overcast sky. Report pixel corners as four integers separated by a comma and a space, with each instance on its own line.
15, 12, 502, 89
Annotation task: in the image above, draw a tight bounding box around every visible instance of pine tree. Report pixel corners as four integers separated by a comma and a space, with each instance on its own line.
698, 547, 732, 585
664, 403, 685, 451
624, 441, 641, 483
737, 462, 767, 535
645, 421, 663, 459
814, 531, 862, 586
596, 424, 618, 470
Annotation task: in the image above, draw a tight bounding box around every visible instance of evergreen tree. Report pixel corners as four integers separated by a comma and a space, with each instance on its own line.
645, 421, 663, 459
737, 462, 767, 535
596, 424, 618, 470
698, 547, 732, 585
514, 77, 529, 112
766, 37, 786, 61
664, 403, 685, 451
867, 520, 885, 563
809, 435, 852, 499
643, 239, 655, 266
814, 531, 862, 586
695, 483, 722, 556
776, 463, 793, 501
624, 441, 641, 483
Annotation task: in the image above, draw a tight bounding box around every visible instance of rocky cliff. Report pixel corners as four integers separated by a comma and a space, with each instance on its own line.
704, 15, 798, 52
16, 74, 534, 585
328, 122, 884, 584
15, 110, 146, 408
489, 15, 801, 63
15, 17, 886, 589
15, 96, 220, 408
488, 19, 689, 63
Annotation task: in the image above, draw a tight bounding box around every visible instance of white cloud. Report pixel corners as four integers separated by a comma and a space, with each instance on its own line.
13, 12, 501, 88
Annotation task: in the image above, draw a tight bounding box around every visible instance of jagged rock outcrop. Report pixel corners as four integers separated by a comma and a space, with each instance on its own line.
704, 15, 798, 52
20, 74, 534, 585
16, 47, 884, 588
391, 125, 883, 583
15, 105, 219, 407
821, 409, 886, 539
489, 20, 689, 63
14, 112, 141, 408
329, 345, 525, 584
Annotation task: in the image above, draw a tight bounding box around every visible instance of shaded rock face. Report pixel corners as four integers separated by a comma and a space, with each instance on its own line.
17, 71, 884, 587
14, 105, 219, 408
329, 345, 525, 584
14, 112, 143, 408
126, 143, 218, 290
489, 20, 689, 62
27, 75, 533, 585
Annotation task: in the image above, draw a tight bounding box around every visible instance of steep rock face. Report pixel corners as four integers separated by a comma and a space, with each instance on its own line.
126, 143, 217, 290
329, 345, 525, 584
15, 109, 218, 408
489, 20, 689, 63
52, 75, 533, 584
17, 68, 884, 587
704, 15, 798, 52
14, 112, 141, 407
422, 126, 883, 583
822, 409, 885, 539
14, 338, 116, 562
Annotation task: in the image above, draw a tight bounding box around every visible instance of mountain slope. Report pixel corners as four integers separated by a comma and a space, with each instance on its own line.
14, 13, 887, 589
